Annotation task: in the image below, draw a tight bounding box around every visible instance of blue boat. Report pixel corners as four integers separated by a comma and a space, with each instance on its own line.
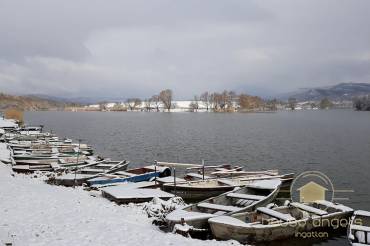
87, 165, 171, 186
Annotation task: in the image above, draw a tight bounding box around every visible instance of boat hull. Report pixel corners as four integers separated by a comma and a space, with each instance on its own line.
162, 185, 234, 202
88, 172, 163, 186
209, 206, 353, 243
87, 167, 171, 186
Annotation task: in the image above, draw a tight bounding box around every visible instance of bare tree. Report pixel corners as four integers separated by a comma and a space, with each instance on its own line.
219, 90, 234, 111
151, 95, 160, 112
189, 96, 199, 112
239, 94, 263, 110
98, 101, 108, 111
159, 89, 173, 112
209, 93, 215, 111
228, 91, 237, 111
200, 92, 211, 111
264, 99, 277, 111
288, 97, 297, 110
211, 92, 222, 111
144, 98, 152, 112
126, 98, 142, 111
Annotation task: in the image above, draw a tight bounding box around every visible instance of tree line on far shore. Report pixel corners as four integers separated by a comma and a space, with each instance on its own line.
99, 89, 279, 112
94, 89, 370, 112
287, 97, 334, 110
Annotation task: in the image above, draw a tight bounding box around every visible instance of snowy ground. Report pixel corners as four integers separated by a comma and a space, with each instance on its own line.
0, 163, 240, 246
0, 143, 12, 163
0, 119, 17, 128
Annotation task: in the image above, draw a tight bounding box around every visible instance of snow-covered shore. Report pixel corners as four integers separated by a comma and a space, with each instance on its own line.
0, 163, 239, 246
0, 143, 12, 163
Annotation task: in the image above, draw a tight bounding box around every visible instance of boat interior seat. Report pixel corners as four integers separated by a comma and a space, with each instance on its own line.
235, 199, 255, 207
114, 171, 136, 177
226, 193, 266, 201
351, 225, 370, 244
257, 207, 296, 222
186, 173, 211, 180
197, 202, 240, 213
213, 211, 226, 216
351, 225, 370, 233
80, 168, 104, 174
354, 231, 366, 244
290, 203, 328, 216
218, 179, 236, 186
50, 162, 61, 169
96, 164, 115, 168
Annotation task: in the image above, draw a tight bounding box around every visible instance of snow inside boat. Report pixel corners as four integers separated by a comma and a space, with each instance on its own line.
166, 179, 281, 230
348, 210, 370, 245
209, 200, 353, 243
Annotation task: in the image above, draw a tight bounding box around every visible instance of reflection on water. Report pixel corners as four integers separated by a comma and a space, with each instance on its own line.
25, 110, 370, 246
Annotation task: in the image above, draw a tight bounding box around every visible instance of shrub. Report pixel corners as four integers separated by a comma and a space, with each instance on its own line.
4, 108, 24, 125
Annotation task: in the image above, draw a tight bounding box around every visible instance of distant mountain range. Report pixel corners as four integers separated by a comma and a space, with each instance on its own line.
27, 94, 128, 105
278, 83, 370, 102
0, 93, 80, 111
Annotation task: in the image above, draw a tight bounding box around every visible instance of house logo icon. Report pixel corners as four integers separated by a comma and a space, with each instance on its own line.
290, 171, 334, 203
297, 181, 328, 203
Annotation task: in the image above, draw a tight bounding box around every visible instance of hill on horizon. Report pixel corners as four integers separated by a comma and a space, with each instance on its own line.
0, 92, 81, 111
278, 82, 370, 102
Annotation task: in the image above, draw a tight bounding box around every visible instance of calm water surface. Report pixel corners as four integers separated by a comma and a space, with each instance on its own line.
25, 110, 370, 246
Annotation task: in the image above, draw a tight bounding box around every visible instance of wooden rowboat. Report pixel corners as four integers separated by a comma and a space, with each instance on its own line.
166, 179, 281, 230
12, 156, 97, 173
87, 165, 172, 187
162, 173, 293, 202
53, 160, 129, 186
209, 200, 353, 243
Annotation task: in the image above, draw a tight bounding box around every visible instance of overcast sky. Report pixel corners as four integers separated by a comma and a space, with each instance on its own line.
0, 0, 369, 99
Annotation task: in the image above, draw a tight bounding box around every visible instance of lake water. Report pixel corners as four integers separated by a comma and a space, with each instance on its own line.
25, 110, 370, 246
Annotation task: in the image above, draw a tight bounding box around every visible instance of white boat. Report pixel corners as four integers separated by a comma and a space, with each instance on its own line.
166, 179, 281, 230
348, 210, 370, 245
209, 200, 353, 243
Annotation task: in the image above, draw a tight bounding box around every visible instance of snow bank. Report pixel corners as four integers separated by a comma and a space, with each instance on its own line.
143, 197, 186, 223
0, 143, 11, 163
0, 118, 18, 128
0, 164, 239, 246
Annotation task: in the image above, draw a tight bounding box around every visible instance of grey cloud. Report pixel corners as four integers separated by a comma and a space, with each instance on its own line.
0, 0, 369, 99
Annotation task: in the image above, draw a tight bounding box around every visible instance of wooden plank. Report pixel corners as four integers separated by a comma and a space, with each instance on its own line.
114, 171, 136, 177
351, 224, 370, 233
185, 173, 212, 179
197, 203, 240, 212
226, 193, 266, 201
217, 179, 236, 186
290, 203, 328, 216
355, 210, 370, 217
157, 162, 202, 168
50, 162, 61, 169
257, 207, 295, 222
